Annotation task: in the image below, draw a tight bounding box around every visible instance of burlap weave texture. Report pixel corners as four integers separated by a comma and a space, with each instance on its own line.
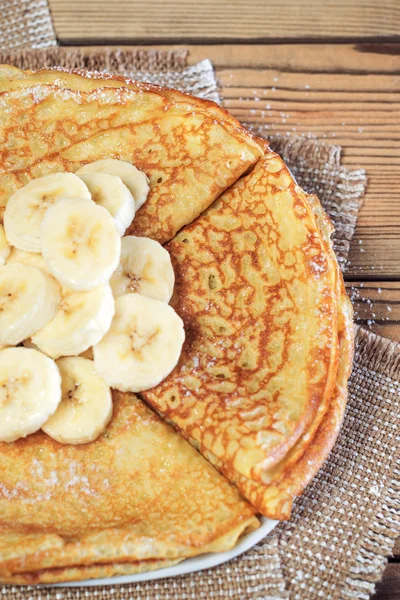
0, 0, 56, 50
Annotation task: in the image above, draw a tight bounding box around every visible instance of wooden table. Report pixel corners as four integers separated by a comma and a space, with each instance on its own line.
47, 2, 400, 597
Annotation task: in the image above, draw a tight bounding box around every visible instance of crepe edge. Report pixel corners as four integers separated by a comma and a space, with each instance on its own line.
0, 515, 259, 579
0, 65, 264, 162
0, 558, 183, 585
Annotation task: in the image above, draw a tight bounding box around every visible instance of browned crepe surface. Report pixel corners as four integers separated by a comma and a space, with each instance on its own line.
143, 144, 352, 519
0, 392, 258, 579
0, 67, 262, 243
0, 68, 354, 583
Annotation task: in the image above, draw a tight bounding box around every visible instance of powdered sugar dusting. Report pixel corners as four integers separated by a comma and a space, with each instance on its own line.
0, 457, 101, 504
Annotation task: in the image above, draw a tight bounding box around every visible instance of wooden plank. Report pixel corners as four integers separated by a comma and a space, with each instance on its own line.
68, 43, 400, 72
346, 282, 400, 342
185, 43, 400, 71
48, 0, 400, 44
373, 563, 400, 600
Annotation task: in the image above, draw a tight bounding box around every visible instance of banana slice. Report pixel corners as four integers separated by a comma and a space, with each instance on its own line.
32, 284, 114, 359
0, 264, 60, 346
41, 198, 121, 292
93, 293, 184, 393
25, 338, 91, 358
7, 248, 71, 299
7, 247, 50, 272
110, 236, 175, 302
4, 173, 91, 252
0, 347, 62, 443
0, 225, 10, 267
76, 159, 150, 210
42, 357, 112, 445
78, 173, 135, 235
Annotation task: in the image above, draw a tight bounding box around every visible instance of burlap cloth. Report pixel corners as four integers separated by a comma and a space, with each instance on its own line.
0, 0, 56, 50
0, 43, 399, 600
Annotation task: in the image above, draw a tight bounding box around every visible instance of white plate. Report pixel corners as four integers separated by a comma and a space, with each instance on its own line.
56, 517, 277, 587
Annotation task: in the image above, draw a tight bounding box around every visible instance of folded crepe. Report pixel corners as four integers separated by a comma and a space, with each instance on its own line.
143, 142, 354, 519
0, 392, 258, 583
0, 66, 262, 242
0, 67, 354, 583
0, 559, 182, 585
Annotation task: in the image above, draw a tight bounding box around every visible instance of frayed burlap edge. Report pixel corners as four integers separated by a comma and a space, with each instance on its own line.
343, 468, 400, 600
355, 327, 400, 379
0, 47, 188, 73
341, 328, 400, 600
0, 48, 220, 105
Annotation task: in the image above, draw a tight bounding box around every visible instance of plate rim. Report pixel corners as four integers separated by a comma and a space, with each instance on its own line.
52, 517, 277, 588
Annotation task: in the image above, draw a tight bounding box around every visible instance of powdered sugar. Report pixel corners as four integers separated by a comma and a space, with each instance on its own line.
0, 457, 101, 504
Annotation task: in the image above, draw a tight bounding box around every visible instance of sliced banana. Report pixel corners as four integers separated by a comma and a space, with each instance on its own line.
32, 284, 114, 359
0, 264, 60, 346
77, 159, 150, 211
7, 248, 70, 297
0, 347, 62, 443
78, 173, 135, 236
7, 247, 50, 272
110, 236, 175, 302
0, 224, 10, 267
41, 198, 121, 292
42, 357, 112, 445
4, 173, 91, 252
93, 293, 184, 393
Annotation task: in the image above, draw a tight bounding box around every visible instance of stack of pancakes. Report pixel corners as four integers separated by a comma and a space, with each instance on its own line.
0, 67, 353, 584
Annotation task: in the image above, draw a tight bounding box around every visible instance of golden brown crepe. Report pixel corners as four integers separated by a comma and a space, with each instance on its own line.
0, 392, 258, 580
143, 140, 354, 519
0, 67, 262, 242
0, 558, 182, 585
0, 68, 354, 583
199, 287, 353, 519
218, 183, 352, 519
143, 146, 342, 512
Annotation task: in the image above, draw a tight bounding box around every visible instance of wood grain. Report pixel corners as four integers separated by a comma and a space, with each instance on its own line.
373, 564, 400, 600
184, 43, 400, 70
48, 0, 400, 44
346, 282, 400, 340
